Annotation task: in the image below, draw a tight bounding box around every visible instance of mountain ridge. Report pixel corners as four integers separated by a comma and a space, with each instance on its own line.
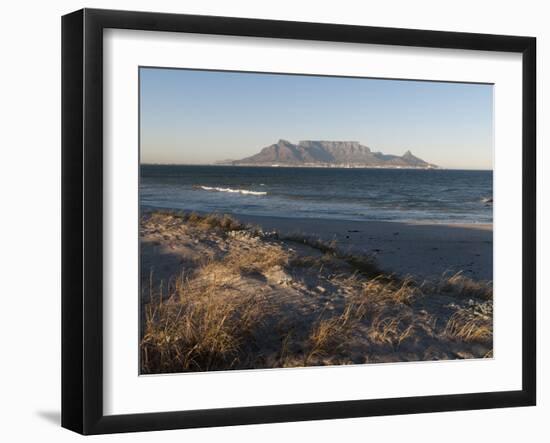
229, 140, 437, 168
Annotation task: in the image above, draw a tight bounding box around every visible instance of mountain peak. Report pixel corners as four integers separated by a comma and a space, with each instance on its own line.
278, 139, 292, 145
233, 140, 436, 168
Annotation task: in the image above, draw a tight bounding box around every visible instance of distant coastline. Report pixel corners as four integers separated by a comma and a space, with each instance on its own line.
214, 162, 438, 170
140, 163, 494, 172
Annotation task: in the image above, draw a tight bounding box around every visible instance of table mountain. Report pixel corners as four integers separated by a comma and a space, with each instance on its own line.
231, 140, 437, 168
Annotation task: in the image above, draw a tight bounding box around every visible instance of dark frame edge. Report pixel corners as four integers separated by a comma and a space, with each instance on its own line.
87, 390, 534, 435
521, 37, 537, 407
61, 8, 85, 434
83, 7, 535, 51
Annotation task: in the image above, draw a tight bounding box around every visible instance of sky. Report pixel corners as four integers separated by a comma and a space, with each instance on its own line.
140, 67, 494, 170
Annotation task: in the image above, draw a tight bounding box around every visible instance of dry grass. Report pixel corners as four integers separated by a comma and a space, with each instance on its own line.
140, 236, 288, 373
141, 272, 267, 373
140, 210, 494, 372
222, 245, 288, 275
444, 305, 493, 344
368, 313, 416, 349
200, 212, 247, 231
304, 302, 368, 365
361, 276, 420, 306
283, 232, 382, 277
437, 271, 493, 300
144, 209, 248, 232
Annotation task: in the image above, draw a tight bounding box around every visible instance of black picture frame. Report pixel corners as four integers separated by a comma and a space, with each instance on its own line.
61, 8, 536, 435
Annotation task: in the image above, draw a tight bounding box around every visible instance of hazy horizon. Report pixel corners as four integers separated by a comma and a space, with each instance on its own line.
139, 161, 492, 171
140, 68, 494, 170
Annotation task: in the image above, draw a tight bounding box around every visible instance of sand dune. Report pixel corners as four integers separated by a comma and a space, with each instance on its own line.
139, 209, 493, 374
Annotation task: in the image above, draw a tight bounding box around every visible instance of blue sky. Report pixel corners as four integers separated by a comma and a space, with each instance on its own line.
140, 67, 493, 169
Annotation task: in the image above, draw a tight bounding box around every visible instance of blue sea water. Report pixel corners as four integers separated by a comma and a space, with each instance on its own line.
140, 165, 493, 224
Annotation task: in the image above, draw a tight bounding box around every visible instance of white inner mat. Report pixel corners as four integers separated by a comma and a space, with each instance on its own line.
103, 28, 522, 415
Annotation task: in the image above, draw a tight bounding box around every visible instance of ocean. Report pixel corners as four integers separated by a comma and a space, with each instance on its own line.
140, 165, 493, 224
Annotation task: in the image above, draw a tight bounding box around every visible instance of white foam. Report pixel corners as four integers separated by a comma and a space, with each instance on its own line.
198, 186, 267, 196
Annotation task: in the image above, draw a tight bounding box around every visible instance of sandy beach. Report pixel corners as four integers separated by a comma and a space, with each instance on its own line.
237, 214, 493, 281
139, 209, 493, 373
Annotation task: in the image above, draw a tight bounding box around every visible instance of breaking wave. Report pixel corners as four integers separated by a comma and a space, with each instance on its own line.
196, 185, 267, 196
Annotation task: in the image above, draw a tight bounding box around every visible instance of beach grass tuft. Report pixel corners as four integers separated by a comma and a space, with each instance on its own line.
141, 270, 267, 373
439, 271, 493, 300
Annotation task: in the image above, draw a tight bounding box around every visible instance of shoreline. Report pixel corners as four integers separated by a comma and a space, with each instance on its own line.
141, 204, 492, 228
239, 214, 493, 281
141, 206, 493, 281
233, 212, 492, 230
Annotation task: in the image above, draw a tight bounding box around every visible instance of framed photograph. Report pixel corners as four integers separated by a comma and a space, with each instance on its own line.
61, 8, 536, 434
